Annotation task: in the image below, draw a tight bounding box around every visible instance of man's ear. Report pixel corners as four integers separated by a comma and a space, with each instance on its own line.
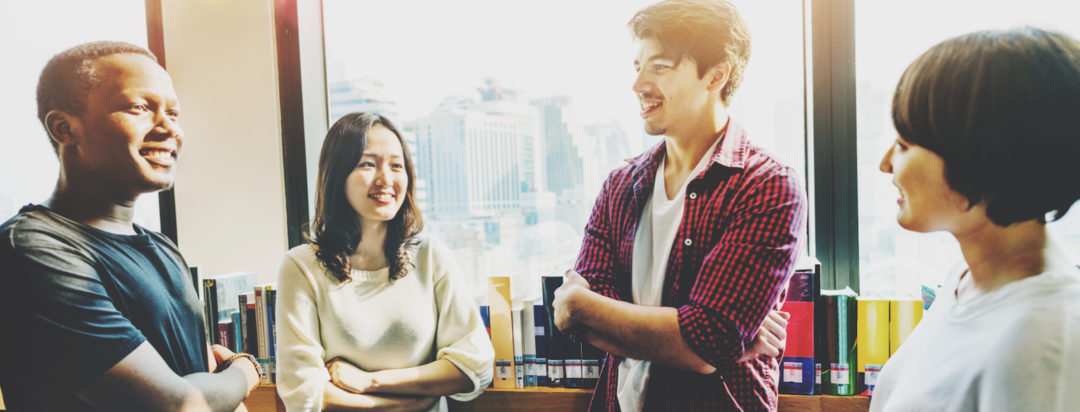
45, 110, 82, 148
706, 62, 732, 95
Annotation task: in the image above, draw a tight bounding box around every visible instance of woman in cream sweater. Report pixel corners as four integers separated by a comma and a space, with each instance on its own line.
276, 113, 494, 411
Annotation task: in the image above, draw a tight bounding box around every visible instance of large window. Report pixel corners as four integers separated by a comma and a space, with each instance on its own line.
0, 1, 161, 231
855, 0, 1080, 297
320, 0, 808, 300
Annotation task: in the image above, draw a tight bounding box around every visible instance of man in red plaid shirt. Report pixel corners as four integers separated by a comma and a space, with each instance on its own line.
552, 0, 808, 410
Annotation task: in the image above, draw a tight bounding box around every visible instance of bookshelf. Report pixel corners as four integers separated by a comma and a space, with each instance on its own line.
244, 385, 872, 412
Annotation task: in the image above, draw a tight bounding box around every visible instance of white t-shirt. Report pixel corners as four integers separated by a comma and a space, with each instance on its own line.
617, 135, 722, 412
870, 260, 1080, 412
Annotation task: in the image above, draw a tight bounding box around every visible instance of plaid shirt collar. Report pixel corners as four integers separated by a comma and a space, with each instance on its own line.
626, 117, 747, 195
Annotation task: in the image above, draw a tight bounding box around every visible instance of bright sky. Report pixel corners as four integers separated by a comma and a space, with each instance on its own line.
322, 0, 805, 156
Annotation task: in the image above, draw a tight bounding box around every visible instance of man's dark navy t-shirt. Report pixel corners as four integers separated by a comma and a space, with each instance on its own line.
0, 205, 206, 411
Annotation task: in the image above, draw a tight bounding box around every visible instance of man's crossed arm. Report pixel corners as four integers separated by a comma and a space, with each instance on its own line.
553, 269, 788, 375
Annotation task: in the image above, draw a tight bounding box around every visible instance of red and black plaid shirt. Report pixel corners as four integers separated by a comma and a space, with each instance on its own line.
575, 119, 807, 411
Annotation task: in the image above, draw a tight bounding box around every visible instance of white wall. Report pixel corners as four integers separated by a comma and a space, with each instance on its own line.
162, 0, 287, 284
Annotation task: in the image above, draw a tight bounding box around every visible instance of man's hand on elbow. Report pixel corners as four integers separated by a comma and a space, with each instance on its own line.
553, 269, 592, 333
735, 310, 789, 363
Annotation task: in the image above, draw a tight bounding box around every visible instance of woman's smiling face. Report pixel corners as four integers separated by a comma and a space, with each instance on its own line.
879, 136, 974, 233
345, 123, 409, 227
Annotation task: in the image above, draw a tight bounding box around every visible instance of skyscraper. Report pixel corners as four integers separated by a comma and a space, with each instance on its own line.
408, 97, 535, 221
585, 120, 633, 173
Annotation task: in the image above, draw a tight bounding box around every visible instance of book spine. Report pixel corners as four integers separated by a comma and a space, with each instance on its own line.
512, 308, 524, 389
522, 301, 537, 387
232, 311, 243, 353
488, 277, 516, 389
218, 322, 230, 351
255, 287, 270, 384
889, 299, 923, 356
857, 299, 889, 397
246, 305, 257, 358
533, 304, 548, 387
542, 276, 565, 387
203, 280, 219, 345
565, 342, 583, 388
779, 269, 816, 395
582, 341, 602, 389
821, 291, 858, 396
238, 294, 249, 353
268, 289, 277, 384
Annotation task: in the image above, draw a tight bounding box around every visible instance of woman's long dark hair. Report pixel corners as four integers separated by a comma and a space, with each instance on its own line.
305, 113, 424, 282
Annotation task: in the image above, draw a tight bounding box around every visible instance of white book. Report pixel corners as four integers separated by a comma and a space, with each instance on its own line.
512, 308, 524, 389
522, 301, 537, 386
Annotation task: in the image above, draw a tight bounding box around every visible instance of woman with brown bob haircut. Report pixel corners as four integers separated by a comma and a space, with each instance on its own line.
870, 28, 1080, 412
275, 113, 494, 411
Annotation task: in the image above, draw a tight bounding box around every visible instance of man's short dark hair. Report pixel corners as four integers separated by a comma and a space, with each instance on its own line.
628, 0, 751, 106
36, 41, 158, 152
893, 27, 1080, 226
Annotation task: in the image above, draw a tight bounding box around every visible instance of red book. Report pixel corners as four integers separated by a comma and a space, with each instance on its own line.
218, 322, 230, 350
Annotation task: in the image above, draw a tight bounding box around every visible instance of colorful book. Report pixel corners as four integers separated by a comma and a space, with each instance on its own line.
488, 277, 516, 389
206, 272, 257, 323
857, 299, 890, 396
890, 298, 924, 356
819, 288, 858, 396
542, 276, 566, 387
254, 285, 271, 384
779, 263, 817, 395
231, 311, 243, 353
534, 303, 548, 387
217, 321, 231, 352
512, 307, 525, 388
243, 293, 257, 355
522, 301, 538, 387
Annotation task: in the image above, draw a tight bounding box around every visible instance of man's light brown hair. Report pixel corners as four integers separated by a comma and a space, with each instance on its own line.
629, 0, 752, 106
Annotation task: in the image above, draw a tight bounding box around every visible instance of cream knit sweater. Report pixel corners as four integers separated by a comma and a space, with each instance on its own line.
275, 236, 494, 412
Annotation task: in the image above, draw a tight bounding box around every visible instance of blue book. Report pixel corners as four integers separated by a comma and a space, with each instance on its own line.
534, 304, 548, 386
231, 311, 243, 353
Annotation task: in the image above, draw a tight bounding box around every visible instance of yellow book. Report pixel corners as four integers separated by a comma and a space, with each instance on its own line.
488, 277, 516, 389
890, 298, 924, 356
857, 299, 890, 396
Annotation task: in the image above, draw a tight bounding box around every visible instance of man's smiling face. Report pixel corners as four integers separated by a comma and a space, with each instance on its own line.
70, 53, 183, 196
632, 36, 716, 137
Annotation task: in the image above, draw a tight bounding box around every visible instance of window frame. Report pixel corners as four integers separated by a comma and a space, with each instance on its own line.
145, 0, 179, 244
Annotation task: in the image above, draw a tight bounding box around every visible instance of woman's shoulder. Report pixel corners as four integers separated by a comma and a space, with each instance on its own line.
281, 244, 321, 273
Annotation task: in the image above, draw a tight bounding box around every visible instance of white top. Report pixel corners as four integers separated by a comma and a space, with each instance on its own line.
618, 135, 722, 412
870, 260, 1080, 412
275, 236, 495, 412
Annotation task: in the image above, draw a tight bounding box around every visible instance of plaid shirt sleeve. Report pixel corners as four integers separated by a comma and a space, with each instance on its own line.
575, 173, 627, 303
677, 166, 807, 367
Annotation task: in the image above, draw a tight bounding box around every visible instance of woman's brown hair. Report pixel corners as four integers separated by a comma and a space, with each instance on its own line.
892, 27, 1080, 226
306, 113, 424, 282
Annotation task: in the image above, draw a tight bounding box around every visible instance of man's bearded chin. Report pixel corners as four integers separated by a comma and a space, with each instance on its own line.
644, 123, 667, 136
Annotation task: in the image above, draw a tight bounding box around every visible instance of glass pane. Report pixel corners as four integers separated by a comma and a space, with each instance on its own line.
322, 0, 806, 301
855, 0, 1080, 297
0, 1, 159, 231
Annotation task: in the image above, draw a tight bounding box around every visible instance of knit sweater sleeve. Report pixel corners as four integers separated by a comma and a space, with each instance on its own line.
426, 238, 496, 402
275, 248, 331, 411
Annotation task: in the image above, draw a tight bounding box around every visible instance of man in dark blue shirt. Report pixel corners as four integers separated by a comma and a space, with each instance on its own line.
0, 41, 259, 411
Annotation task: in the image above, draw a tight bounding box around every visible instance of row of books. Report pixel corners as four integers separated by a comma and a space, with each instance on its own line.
481, 276, 606, 389
778, 259, 924, 397
191, 267, 278, 384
